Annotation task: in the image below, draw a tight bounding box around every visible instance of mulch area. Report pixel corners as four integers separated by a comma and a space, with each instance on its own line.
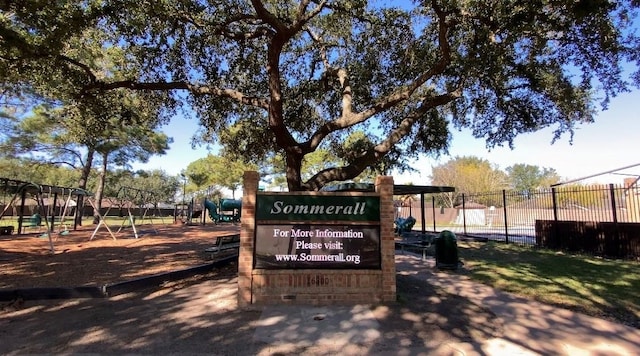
0, 222, 240, 289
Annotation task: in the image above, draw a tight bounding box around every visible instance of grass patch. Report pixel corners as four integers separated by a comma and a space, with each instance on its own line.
458, 241, 640, 328
0, 216, 172, 230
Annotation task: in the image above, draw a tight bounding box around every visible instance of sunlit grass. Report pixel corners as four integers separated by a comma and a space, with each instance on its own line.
458, 241, 640, 327
0, 216, 173, 230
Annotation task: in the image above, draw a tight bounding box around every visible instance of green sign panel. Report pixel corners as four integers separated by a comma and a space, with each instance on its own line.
256, 194, 380, 221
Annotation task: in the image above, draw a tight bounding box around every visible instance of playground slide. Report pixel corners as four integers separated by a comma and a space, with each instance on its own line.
204, 198, 242, 224
203, 198, 217, 221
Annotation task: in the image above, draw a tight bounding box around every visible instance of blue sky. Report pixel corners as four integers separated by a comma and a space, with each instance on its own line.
133, 88, 640, 186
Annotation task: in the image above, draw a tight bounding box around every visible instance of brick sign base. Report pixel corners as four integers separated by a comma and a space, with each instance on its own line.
238, 171, 396, 306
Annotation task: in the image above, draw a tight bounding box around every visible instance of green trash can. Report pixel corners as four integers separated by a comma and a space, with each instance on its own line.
435, 230, 458, 270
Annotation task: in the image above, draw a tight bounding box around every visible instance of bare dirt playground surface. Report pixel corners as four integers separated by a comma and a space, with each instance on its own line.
0, 223, 239, 289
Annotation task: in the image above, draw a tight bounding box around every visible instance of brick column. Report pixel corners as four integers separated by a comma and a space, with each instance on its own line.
238, 170, 259, 307
376, 175, 396, 302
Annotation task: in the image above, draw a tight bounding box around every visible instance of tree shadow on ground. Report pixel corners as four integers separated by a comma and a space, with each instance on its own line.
367, 273, 504, 354
1, 264, 506, 355
0, 224, 239, 289
461, 242, 640, 328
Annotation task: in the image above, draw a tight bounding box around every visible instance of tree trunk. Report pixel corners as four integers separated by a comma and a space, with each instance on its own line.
93, 152, 109, 224
75, 149, 95, 226
285, 151, 304, 191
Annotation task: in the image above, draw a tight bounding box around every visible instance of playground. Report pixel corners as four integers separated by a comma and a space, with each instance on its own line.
0, 223, 240, 290
0, 177, 246, 292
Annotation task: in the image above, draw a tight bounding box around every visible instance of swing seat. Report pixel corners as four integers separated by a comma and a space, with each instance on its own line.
19, 214, 43, 233
58, 230, 70, 236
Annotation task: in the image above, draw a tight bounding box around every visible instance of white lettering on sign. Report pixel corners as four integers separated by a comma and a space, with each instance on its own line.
315, 229, 364, 238
295, 240, 323, 249
291, 229, 314, 237
269, 201, 366, 215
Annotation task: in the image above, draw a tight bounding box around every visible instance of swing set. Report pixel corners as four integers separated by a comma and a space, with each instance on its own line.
90, 186, 166, 240
0, 177, 90, 253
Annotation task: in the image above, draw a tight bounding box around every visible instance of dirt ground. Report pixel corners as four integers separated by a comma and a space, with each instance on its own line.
2, 222, 639, 354
0, 221, 508, 355
0, 222, 507, 354
0, 222, 240, 289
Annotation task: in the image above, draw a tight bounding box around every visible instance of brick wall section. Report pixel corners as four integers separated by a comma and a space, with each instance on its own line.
238, 171, 396, 306
238, 171, 258, 307
251, 269, 383, 304
376, 175, 397, 302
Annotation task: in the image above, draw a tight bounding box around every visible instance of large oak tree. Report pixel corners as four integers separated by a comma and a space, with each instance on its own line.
2, 1, 639, 191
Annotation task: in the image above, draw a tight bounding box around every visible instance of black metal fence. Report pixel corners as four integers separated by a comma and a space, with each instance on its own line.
396, 183, 640, 259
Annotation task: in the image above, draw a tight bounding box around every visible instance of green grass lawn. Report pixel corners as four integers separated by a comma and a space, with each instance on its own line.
458, 241, 640, 328
0, 216, 173, 231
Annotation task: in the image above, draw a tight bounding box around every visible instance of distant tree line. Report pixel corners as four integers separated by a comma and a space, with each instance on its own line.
428, 155, 610, 208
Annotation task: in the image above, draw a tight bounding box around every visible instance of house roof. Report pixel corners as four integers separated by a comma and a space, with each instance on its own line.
454, 202, 486, 209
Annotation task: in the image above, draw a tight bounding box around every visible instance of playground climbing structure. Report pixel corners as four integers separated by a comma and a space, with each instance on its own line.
203, 198, 241, 224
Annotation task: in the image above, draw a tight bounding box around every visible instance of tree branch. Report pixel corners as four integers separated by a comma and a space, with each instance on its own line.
56, 54, 97, 83
303, 88, 462, 191
293, 0, 327, 30
251, 0, 289, 33
0, 26, 98, 83
83, 80, 269, 109
303, 2, 456, 152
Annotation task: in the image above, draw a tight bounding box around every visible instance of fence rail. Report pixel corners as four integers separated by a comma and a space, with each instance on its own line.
396, 183, 640, 259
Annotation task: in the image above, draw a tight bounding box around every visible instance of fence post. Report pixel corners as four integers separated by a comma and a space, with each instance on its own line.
551, 187, 559, 248
420, 193, 426, 234
431, 196, 436, 232
502, 189, 509, 244
609, 183, 620, 256
461, 193, 467, 235
610, 184, 619, 224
